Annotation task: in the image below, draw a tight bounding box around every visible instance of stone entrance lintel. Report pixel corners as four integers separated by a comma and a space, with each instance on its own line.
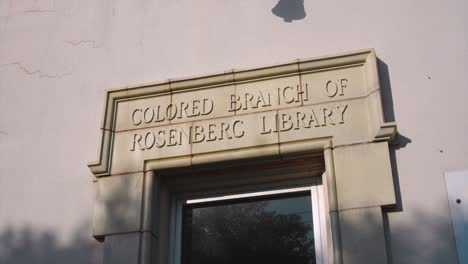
88, 49, 398, 264
88, 49, 396, 177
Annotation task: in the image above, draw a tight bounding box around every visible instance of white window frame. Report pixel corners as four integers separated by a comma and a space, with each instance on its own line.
168, 185, 328, 264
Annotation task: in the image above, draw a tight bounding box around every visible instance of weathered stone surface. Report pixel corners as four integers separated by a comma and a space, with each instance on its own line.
89, 49, 398, 264
300, 65, 367, 105
333, 142, 396, 210
111, 123, 192, 174
115, 94, 171, 132
233, 74, 302, 115
171, 85, 235, 124
90, 49, 390, 176
191, 111, 278, 154
277, 98, 370, 146
93, 173, 144, 237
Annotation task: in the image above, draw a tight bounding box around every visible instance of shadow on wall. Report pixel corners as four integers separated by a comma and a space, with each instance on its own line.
377, 59, 396, 123
0, 223, 103, 264
0, 59, 448, 263
383, 209, 462, 264
339, 208, 462, 263
0, 209, 461, 264
0, 173, 142, 264
377, 58, 411, 214
374, 59, 458, 263
272, 0, 306, 22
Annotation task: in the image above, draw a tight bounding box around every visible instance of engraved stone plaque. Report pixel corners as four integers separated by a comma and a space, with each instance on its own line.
89, 50, 395, 176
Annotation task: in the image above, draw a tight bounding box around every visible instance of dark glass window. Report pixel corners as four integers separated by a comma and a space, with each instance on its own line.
181, 192, 315, 264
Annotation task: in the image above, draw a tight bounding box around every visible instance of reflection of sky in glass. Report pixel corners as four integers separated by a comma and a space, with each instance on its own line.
183, 193, 316, 264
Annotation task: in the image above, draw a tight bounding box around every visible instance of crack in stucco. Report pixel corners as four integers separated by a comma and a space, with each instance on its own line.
0, 62, 72, 79
24, 0, 56, 14
65, 40, 101, 48
5, 0, 56, 16
22, 9, 55, 13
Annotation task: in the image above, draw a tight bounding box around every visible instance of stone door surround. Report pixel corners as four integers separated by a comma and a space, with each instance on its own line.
89, 49, 397, 264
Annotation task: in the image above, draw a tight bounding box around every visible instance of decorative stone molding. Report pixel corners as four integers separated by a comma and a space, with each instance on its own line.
88, 49, 398, 264
89, 49, 395, 176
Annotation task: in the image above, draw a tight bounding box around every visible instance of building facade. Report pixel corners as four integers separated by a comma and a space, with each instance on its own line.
0, 1, 467, 263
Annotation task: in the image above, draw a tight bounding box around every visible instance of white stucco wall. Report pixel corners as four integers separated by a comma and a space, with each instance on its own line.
0, 0, 467, 263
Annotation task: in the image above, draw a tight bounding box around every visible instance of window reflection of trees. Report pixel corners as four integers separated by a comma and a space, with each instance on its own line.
184, 199, 315, 264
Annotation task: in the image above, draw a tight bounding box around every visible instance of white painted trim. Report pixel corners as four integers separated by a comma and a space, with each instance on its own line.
317, 185, 329, 264
311, 186, 324, 264
186, 186, 312, 204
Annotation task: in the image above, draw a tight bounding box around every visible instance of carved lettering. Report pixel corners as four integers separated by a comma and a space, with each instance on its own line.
228, 95, 242, 112
131, 133, 144, 151
132, 109, 142, 126
192, 125, 205, 143
336, 105, 348, 124
143, 108, 155, 123
282, 86, 295, 104
219, 122, 232, 140
156, 130, 166, 148
322, 108, 335, 126
202, 99, 214, 115
129, 119, 247, 151
230, 92, 272, 112
302, 84, 309, 102
259, 104, 349, 135
130, 98, 214, 127
256, 91, 271, 108
166, 104, 178, 121
155, 106, 165, 122
340, 79, 348, 96
244, 93, 255, 110
130, 101, 349, 153
261, 115, 272, 134
232, 120, 245, 138
167, 129, 178, 146
325, 80, 338, 97
307, 109, 321, 128
207, 124, 217, 141
179, 101, 190, 119
295, 111, 307, 130
234, 83, 311, 113
280, 113, 294, 132
325, 79, 347, 97
191, 100, 201, 117
144, 132, 156, 149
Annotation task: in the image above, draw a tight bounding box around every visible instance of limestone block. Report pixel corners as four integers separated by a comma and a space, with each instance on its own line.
339, 207, 388, 264
333, 142, 395, 210
115, 94, 171, 132
170, 84, 235, 124
191, 111, 278, 155
90, 50, 386, 178
93, 173, 144, 237
278, 98, 370, 146
233, 74, 302, 115
103, 233, 140, 264
300, 65, 366, 105
111, 122, 192, 174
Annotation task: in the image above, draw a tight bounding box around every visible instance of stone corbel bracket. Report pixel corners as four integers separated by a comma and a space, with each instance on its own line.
374, 122, 397, 142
